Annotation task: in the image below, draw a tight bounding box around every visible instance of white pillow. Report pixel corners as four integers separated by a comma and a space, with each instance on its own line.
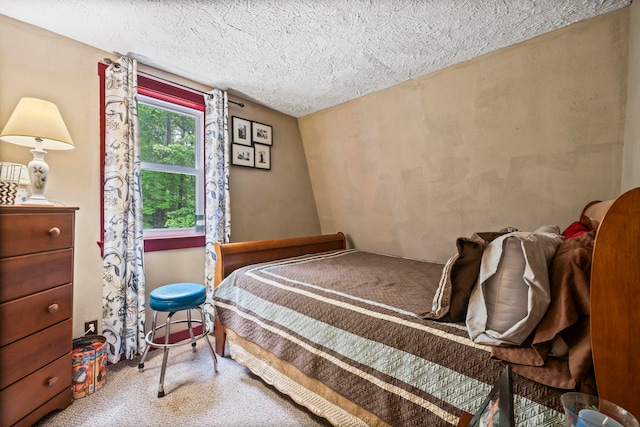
484, 237, 528, 334
466, 225, 564, 346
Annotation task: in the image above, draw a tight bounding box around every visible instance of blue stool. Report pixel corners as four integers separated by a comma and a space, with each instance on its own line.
138, 283, 218, 397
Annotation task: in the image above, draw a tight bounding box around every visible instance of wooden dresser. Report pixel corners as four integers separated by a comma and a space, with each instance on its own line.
0, 206, 77, 427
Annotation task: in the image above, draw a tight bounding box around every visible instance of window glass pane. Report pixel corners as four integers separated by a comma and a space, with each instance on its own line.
141, 170, 196, 230
138, 103, 196, 168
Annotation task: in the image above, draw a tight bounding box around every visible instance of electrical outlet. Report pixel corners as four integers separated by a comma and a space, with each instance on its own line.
84, 320, 97, 335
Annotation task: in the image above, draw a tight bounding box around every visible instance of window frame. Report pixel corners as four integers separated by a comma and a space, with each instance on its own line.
138, 94, 205, 239
99, 62, 207, 253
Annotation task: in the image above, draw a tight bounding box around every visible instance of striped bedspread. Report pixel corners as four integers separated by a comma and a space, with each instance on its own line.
214, 250, 564, 426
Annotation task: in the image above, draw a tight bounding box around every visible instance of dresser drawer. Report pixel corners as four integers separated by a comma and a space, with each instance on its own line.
11, 388, 72, 427
0, 211, 74, 257
0, 319, 72, 389
0, 353, 72, 427
0, 249, 73, 304
0, 284, 72, 347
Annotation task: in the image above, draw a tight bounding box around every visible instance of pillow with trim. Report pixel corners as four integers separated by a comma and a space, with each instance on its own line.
421, 231, 506, 322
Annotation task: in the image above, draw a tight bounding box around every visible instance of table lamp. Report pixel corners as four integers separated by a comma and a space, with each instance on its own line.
0, 97, 74, 205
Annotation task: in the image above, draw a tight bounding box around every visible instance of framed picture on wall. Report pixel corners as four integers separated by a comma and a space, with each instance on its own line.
231, 143, 255, 168
252, 121, 272, 145
232, 116, 252, 146
254, 143, 271, 170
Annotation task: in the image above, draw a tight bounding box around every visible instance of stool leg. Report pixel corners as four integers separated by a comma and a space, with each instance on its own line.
157, 311, 174, 398
201, 307, 219, 373
139, 310, 159, 372
187, 309, 196, 353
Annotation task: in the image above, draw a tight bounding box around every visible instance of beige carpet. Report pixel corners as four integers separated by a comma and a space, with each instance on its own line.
35, 343, 332, 427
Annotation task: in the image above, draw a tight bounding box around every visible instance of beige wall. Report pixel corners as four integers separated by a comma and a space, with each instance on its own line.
623, 1, 640, 192
0, 15, 320, 337
299, 8, 630, 263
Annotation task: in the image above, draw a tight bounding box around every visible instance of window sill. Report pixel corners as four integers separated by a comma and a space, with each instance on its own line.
144, 234, 205, 252
97, 234, 205, 255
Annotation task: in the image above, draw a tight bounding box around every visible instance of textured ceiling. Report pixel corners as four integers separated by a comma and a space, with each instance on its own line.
0, 1, 631, 117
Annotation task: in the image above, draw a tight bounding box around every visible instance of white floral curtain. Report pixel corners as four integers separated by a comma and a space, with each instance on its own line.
102, 56, 146, 363
204, 89, 231, 326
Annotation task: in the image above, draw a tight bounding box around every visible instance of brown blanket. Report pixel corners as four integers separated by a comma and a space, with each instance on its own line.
491, 231, 595, 389
215, 250, 565, 426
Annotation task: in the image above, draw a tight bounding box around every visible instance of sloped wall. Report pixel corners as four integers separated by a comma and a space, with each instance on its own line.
299, 8, 629, 262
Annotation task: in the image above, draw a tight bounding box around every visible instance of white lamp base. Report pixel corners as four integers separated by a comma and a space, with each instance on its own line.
22, 194, 54, 206
25, 147, 54, 205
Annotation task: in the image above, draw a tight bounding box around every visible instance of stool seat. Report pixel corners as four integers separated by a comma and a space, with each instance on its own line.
149, 283, 206, 312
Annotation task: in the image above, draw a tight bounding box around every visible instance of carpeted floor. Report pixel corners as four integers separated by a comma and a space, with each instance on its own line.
35, 343, 332, 427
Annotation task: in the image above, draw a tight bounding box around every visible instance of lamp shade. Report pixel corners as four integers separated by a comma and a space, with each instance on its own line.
0, 97, 74, 150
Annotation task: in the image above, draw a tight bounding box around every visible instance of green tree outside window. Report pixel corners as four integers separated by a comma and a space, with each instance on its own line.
139, 103, 198, 230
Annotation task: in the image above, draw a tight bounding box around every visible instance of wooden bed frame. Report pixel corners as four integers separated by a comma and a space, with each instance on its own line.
213, 188, 640, 420
589, 188, 639, 418
213, 232, 347, 355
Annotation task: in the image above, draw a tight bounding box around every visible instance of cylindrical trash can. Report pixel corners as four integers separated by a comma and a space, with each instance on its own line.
72, 336, 107, 399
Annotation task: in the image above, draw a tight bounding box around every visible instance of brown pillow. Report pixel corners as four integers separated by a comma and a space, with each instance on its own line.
422, 231, 505, 322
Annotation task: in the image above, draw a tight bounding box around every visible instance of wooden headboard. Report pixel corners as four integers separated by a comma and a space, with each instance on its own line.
213, 232, 346, 355
213, 232, 346, 286
590, 187, 640, 417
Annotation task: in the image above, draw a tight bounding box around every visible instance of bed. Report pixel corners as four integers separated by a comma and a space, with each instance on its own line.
212, 187, 640, 426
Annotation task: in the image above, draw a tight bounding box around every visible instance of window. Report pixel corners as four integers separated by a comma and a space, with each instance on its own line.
99, 62, 207, 252
138, 95, 204, 239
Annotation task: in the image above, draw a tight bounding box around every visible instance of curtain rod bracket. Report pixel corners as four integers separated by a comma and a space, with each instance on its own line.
103, 57, 121, 69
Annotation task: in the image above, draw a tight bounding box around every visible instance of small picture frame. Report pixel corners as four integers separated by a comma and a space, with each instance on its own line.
468, 366, 514, 427
252, 121, 272, 145
231, 143, 254, 168
232, 116, 252, 146
254, 143, 271, 170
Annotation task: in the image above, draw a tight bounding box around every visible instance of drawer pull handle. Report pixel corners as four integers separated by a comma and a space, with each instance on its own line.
47, 377, 58, 387
49, 227, 61, 237
48, 303, 59, 314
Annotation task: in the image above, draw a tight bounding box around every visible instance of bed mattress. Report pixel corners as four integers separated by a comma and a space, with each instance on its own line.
214, 249, 565, 426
